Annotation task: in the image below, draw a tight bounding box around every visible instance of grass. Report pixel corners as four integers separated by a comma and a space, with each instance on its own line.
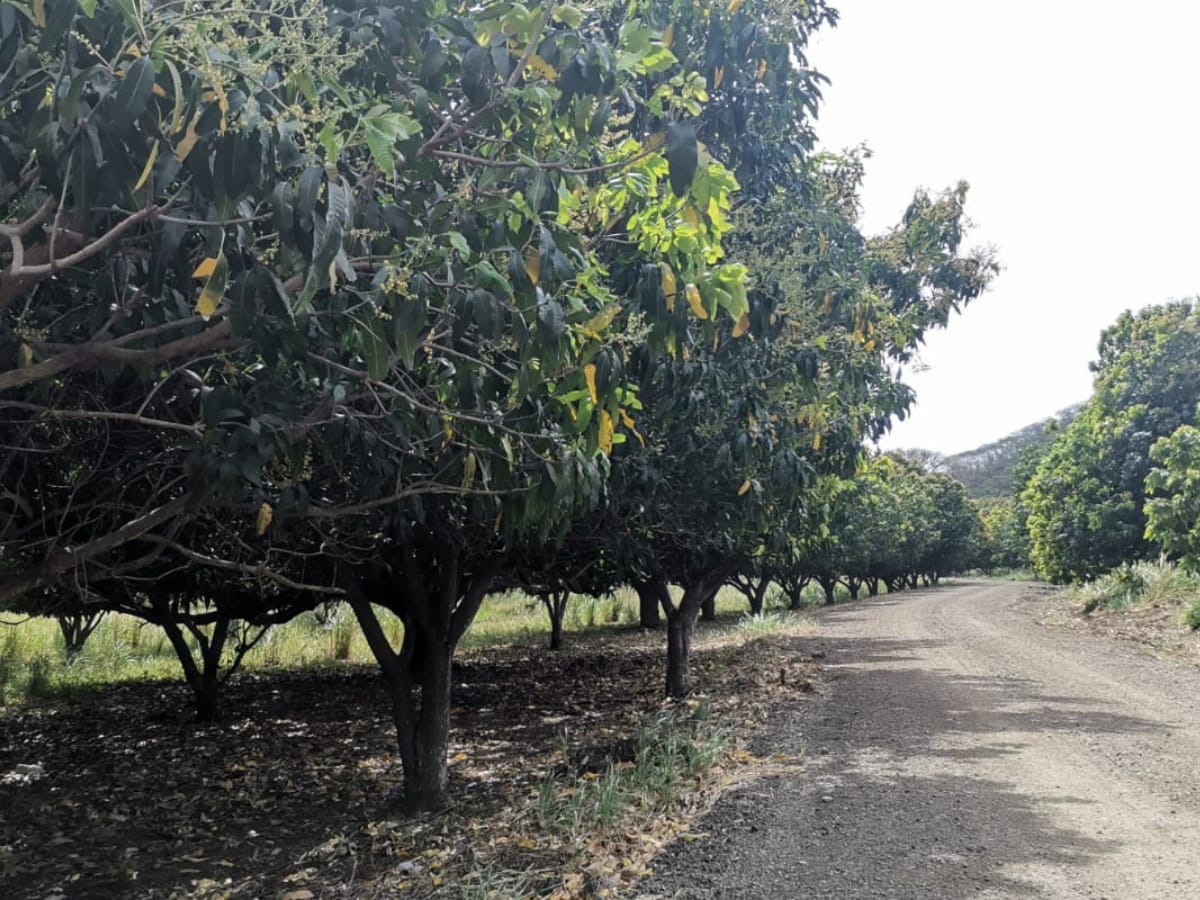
0, 582, 823, 707
536, 700, 727, 836
1074, 557, 1200, 627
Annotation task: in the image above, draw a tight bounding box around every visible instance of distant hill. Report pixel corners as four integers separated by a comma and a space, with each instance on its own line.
941, 405, 1083, 498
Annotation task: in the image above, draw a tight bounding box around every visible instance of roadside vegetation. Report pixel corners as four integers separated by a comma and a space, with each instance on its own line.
958, 300, 1200, 652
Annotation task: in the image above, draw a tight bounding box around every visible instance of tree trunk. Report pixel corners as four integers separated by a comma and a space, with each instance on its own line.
347, 551, 499, 814
665, 609, 692, 698
819, 576, 838, 606
846, 577, 861, 600
749, 578, 768, 615
405, 639, 453, 812
867, 577, 880, 597
635, 582, 662, 629
56, 611, 103, 657
907, 573, 920, 589
700, 590, 716, 622
664, 563, 735, 698
159, 610, 229, 722
543, 591, 568, 650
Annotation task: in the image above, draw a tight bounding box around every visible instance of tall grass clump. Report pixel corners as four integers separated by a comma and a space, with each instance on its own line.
1076, 557, 1200, 616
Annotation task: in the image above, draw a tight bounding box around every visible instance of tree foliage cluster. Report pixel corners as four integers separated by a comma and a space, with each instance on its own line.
1020, 301, 1200, 584
0, 0, 994, 811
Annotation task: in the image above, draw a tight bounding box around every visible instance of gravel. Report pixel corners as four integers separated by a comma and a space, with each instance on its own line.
636, 581, 1200, 899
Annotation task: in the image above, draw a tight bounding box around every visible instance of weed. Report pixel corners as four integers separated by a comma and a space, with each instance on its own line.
1076, 557, 1200, 615
537, 704, 726, 838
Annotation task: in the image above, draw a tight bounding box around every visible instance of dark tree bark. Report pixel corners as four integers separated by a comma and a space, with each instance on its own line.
659, 561, 736, 698
728, 571, 771, 615
157, 607, 230, 722
867, 577, 881, 597
348, 545, 499, 813
541, 590, 570, 650
700, 589, 716, 622
56, 610, 104, 656
635, 581, 662, 629
844, 577, 862, 600
780, 572, 811, 610
818, 575, 838, 606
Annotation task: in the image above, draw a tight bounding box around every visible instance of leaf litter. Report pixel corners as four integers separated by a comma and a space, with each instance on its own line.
0, 615, 821, 898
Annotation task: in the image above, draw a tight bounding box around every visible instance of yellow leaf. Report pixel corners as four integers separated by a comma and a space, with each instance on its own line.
461, 452, 477, 490
32, 0, 46, 27
526, 54, 558, 82
662, 24, 674, 49
133, 141, 159, 191
255, 503, 273, 536
192, 256, 218, 279
812, 432, 822, 450
516, 837, 536, 850
732, 313, 751, 338
524, 246, 540, 285
727, 0, 745, 12
713, 66, 725, 89
661, 263, 677, 311
738, 479, 751, 496
195, 253, 228, 318
756, 58, 768, 80
175, 113, 200, 161
818, 233, 828, 256
598, 409, 614, 454
864, 339, 875, 352
820, 291, 833, 314
619, 408, 635, 430
584, 304, 621, 335
152, 83, 167, 97
20, 343, 33, 368
583, 363, 599, 405
682, 207, 701, 227
432, 876, 443, 888
685, 284, 707, 320
443, 419, 454, 442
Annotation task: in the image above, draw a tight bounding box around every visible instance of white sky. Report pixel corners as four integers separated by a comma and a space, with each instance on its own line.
809, 0, 1200, 455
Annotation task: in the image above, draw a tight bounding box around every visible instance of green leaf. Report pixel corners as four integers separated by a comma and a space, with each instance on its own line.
363, 317, 390, 380
666, 122, 698, 198
449, 231, 470, 257
111, 56, 155, 129
363, 124, 396, 179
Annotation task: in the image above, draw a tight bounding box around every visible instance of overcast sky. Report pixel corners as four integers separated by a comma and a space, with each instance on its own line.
808, 1, 1200, 455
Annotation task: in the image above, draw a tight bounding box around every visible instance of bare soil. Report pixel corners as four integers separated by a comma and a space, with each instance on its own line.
636, 581, 1200, 899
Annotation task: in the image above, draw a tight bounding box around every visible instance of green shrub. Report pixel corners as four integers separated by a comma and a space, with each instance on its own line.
1184, 598, 1200, 631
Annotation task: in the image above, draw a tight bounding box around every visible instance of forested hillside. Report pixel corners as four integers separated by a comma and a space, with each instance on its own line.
940, 405, 1081, 498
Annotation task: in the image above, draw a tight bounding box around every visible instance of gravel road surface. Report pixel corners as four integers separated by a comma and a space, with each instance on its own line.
637, 581, 1200, 899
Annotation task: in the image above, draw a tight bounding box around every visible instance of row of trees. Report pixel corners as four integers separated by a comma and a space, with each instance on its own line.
990, 301, 1200, 586
0, 0, 994, 810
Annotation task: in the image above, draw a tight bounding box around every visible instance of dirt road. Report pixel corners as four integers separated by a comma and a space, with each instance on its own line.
638, 582, 1200, 899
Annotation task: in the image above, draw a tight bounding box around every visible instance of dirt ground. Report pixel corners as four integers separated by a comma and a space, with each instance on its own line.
0, 619, 815, 899
637, 581, 1200, 899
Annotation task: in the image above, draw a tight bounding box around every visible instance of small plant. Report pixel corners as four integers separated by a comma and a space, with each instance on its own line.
23, 656, 53, 700
1184, 597, 1200, 631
